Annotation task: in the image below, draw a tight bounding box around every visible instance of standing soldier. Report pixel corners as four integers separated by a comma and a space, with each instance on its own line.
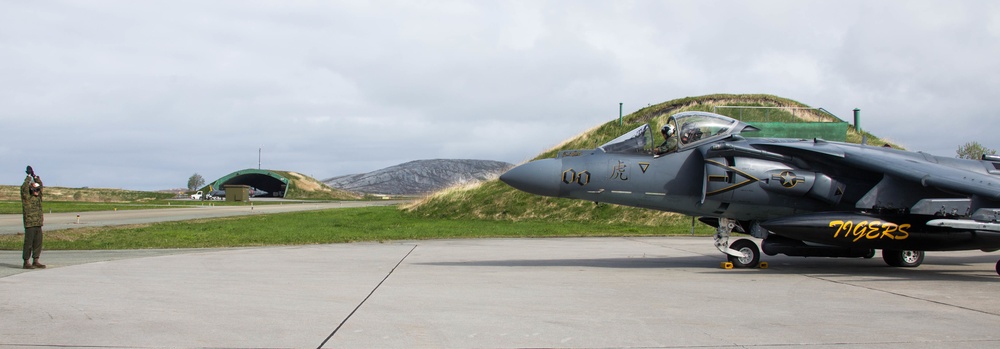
21, 166, 45, 269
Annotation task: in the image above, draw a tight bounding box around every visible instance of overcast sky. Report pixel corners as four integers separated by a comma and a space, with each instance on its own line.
3, 0, 999, 191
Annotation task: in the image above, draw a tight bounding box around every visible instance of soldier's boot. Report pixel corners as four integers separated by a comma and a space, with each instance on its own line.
32, 259, 46, 269
23, 260, 34, 269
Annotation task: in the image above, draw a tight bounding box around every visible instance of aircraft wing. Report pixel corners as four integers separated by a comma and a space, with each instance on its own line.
756, 140, 1000, 201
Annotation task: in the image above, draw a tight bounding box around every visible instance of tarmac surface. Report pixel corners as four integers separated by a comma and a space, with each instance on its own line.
2, 237, 1000, 348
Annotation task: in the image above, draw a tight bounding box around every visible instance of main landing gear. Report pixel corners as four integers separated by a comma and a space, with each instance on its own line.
881, 249, 924, 268
884, 251, 1000, 276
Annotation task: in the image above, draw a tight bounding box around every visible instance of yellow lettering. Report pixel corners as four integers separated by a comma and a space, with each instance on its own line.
881, 223, 898, 240
830, 220, 846, 237
852, 221, 869, 242
896, 224, 910, 240
842, 221, 855, 239
866, 221, 883, 240
831, 220, 911, 242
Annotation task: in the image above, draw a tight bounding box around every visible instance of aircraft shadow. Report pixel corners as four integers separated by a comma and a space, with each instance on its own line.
420, 255, 711, 269
755, 256, 998, 282
419, 254, 1000, 282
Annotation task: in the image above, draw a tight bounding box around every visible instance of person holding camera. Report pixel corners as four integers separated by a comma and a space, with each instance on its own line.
21, 165, 46, 269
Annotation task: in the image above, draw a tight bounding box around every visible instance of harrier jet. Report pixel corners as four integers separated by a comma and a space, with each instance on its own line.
501, 111, 1000, 275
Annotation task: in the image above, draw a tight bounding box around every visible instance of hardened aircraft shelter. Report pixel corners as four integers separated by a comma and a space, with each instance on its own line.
208, 169, 290, 198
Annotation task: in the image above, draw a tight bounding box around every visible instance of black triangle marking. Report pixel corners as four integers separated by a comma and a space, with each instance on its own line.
639, 162, 650, 173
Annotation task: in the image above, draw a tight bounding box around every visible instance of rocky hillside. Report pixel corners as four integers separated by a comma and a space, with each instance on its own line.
323, 159, 514, 196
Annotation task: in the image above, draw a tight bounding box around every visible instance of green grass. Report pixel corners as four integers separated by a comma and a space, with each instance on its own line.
0, 206, 714, 250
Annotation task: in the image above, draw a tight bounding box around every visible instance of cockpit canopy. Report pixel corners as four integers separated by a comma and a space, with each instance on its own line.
599, 111, 757, 154
599, 124, 653, 154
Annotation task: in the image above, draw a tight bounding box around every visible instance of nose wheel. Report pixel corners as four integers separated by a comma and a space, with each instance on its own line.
727, 239, 761, 268
714, 218, 762, 269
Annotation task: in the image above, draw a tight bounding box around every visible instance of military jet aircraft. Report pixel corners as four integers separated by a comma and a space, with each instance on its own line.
501, 111, 1000, 275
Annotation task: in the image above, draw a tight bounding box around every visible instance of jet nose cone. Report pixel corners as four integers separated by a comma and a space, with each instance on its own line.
500, 158, 562, 197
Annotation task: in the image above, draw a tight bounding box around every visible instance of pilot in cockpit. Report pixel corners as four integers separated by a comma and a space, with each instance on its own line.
654, 124, 675, 156
680, 124, 703, 145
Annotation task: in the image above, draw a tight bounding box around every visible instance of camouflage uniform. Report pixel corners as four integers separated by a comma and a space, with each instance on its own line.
21, 174, 44, 267
654, 138, 677, 155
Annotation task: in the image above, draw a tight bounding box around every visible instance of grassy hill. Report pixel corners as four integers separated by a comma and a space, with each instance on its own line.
269, 171, 361, 200
403, 93, 892, 228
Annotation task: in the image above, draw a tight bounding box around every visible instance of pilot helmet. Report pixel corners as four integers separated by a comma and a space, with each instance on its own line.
680, 125, 703, 143
660, 124, 675, 137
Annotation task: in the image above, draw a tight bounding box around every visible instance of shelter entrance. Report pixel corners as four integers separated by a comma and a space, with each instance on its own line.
208, 169, 290, 198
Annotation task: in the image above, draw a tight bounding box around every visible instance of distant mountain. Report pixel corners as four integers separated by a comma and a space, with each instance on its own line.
323, 159, 514, 195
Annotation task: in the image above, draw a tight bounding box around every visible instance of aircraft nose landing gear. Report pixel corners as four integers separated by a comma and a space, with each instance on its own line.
714, 218, 761, 268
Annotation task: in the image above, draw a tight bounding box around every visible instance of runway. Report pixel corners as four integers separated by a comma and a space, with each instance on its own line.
2, 237, 999, 348
0, 200, 405, 235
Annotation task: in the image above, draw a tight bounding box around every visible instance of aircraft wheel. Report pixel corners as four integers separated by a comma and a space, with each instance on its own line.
728, 239, 760, 268
995, 260, 999, 276
864, 249, 876, 259
882, 249, 924, 267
